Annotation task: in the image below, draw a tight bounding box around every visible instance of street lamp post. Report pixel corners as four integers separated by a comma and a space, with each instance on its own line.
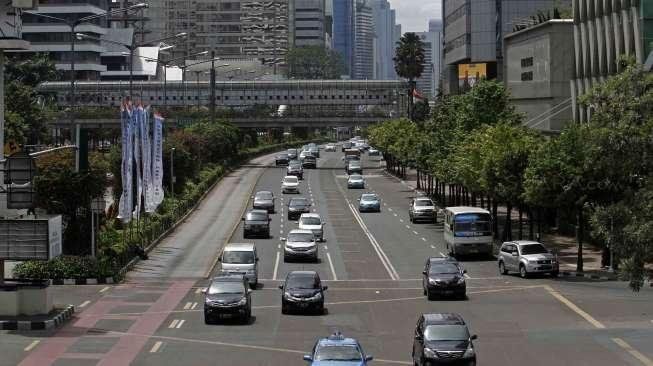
170, 147, 175, 199
210, 50, 216, 123
26, 3, 148, 171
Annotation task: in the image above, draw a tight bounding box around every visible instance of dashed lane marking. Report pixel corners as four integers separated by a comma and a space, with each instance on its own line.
79, 300, 91, 308
612, 338, 653, 366
399, 219, 404, 223
422, 238, 427, 242
439, 252, 446, 257
183, 302, 193, 310
393, 213, 398, 217
168, 320, 179, 329
195, 288, 203, 294
388, 208, 393, 212
99, 286, 110, 293
412, 231, 419, 235
150, 341, 163, 353
272, 252, 280, 280
326, 252, 338, 281
24, 340, 40, 352
405, 225, 410, 229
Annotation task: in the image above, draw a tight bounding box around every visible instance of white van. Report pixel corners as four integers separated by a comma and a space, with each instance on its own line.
219, 243, 259, 289
443, 207, 493, 258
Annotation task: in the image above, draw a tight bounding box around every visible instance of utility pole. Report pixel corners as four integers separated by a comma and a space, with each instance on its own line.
210, 50, 216, 123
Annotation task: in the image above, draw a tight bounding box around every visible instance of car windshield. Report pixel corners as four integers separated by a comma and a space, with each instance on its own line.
288, 149, 297, 154
361, 194, 378, 201
300, 217, 321, 225
289, 163, 301, 168
349, 175, 363, 180
222, 251, 255, 264
429, 264, 460, 274
207, 282, 244, 295
284, 177, 298, 183
520, 244, 548, 255
314, 345, 362, 361
454, 213, 491, 235
424, 325, 470, 341
278, 154, 288, 158
246, 212, 268, 221
290, 198, 309, 207
256, 192, 273, 200
286, 275, 318, 289
288, 232, 314, 242
415, 200, 433, 206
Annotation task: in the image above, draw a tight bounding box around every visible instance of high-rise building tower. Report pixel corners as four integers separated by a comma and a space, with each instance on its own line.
370, 0, 399, 79
333, 0, 354, 76
353, 0, 374, 79
415, 30, 441, 99
294, 0, 326, 47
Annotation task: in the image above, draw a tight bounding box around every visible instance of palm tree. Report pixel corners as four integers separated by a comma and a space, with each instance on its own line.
394, 32, 425, 120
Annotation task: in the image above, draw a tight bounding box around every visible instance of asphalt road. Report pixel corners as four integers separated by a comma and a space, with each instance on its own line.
3, 147, 653, 366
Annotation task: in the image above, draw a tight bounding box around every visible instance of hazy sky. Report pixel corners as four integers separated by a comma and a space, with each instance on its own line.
388, 0, 442, 33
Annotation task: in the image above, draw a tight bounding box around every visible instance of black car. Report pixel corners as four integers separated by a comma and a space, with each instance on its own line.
204, 275, 252, 324
276, 153, 290, 166
302, 155, 317, 169
412, 313, 477, 366
279, 271, 327, 315
287, 148, 298, 160
252, 191, 275, 213
422, 259, 467, 300
287, 161, 304, 180
243, 209, 271, 238
287, 197, 311, 220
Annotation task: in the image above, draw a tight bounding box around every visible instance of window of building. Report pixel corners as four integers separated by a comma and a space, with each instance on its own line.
521, 57, 534, 68
521, 71, 533, 81
445, 2, 469, 27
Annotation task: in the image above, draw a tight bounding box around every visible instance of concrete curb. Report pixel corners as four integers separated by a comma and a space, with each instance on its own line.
49, 278, 115, 285
0, 305, 75, 331
558, 270, 618, 281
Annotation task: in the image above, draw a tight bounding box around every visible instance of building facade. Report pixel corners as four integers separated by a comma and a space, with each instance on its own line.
294, 0, 326, 47
21, 0, 110, 80
353, 0, 374, 79
571, 0, 653, 122
333, 0, 354, 76
371, 0, 399, 79
415, 31, 440, 99
441, 0, 570, 95
504, 20, 574, 132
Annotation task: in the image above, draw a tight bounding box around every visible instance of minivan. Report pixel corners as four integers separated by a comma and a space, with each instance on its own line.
218, 243, 259, 289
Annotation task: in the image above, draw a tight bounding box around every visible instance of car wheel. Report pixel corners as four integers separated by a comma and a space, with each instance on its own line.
499, 261, 508, 275
426, 290, 435, 301
244, 309, 251, 323
519, 264, 529, 278
249, 282, 257, 290
243, 232, 249, 239
317, 303, 325, 315
204, 315, 213, 325
281, 303, 289, 315
284, 255, 290, 262
423, 286, 427, 295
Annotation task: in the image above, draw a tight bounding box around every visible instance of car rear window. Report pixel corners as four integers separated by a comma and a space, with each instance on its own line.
284, 177, 298, 183
247, 212, 268, 221
256, 192, 273, 199
301, 217, 321, 225
222, 251, 255, 264
288, 232, 315, 242
286, 275, 318, 289
415, 200, 433, 206
289, 198, 309, 207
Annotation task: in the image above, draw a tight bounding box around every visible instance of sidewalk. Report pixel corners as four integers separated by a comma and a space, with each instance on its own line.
383, 165, 615, 279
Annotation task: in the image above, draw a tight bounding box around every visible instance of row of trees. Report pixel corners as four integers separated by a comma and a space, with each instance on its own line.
369, 62, 652, 290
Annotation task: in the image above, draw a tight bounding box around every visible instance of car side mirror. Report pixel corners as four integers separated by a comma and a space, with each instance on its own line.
322, 285, 328, 291
280, 237, 286, 241
422, 270, 427, 275
303, 355, 313, 362
278, 285, 284, 290
463, 269, 468, 274
256, 257, 259, 262
218, 257, 222, 262
241, 217, 245, 221
471, 334, 478, 340
365, 355, 374, 362
247, 289, 253, 294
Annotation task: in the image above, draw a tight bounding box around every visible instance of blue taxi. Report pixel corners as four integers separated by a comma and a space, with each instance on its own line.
303, 332, 374, 365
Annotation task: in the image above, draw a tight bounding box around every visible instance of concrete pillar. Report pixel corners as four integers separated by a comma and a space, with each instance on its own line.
574, 0, 584, 78
570, 79, 579, 122
603, 0, 615, 73
632, 5, 643, 63
587, 0, 597, 76
612, 0, 623, 70
622, 0, 632, 55
595, 0, 605, 75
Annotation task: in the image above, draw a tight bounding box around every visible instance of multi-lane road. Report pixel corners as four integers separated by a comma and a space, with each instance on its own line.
4, 146, 653, 366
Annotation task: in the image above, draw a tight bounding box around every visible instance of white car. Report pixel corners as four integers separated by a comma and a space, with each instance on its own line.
368, 148, 380, 156
282, 229, 318, 262
281, 176, 300, 194
325, 144, 336, 152
298, 213, 325, 242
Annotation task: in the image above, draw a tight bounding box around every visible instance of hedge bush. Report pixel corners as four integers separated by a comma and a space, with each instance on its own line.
13, 256, 117, 280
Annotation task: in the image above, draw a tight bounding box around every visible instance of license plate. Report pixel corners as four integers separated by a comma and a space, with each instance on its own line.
444, 290, 454, 295
469, 249, 478, 253
297, 302, 308, 308
540, 265, 552, 270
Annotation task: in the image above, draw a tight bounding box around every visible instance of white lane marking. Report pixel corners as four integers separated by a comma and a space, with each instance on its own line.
412, 231, 419, 235
195, 288, 203, 294
612, 338, 653, 366
543, 285, 606, 329
439, 252, 446, 257
150, 341, 163, 353
99, 286, 110, 293
347, 201, 400, 280
280, 218, 284, 223
272, 252, 280, 280
191, 302, 198, 310
175, 320, 185, 329
79, 300, 91, 308
464, 273, 471, 279
388, 208, 393, 212
399, 219, 404, 223
421, 238, 427, 242
324, 245, 328, 250
168, 319, 179, 329
278, 244, 281, 249
393, 213, 398, 217
430, 245, 436, 249
280, 230, 283, 235
280, 224, 283, 228
405, 225, 410, 229
383, 202, 387, 206
183, 302, 193, 310
24, 340, 40, 352
326, 252, 338, 281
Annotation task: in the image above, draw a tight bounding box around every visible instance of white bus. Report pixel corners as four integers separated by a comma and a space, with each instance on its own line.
443, 207, 493, 258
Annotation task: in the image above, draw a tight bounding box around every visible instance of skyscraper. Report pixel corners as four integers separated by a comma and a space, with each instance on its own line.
294, 0, 326, 47
333, 0, 354, 77
371, 0, 399, 79
415, 30, 440, 98
353, 0, 374, 80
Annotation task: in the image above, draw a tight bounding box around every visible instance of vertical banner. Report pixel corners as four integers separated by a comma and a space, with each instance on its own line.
133, 106, 143, 220
117, 103, 134, 223
151, 113, 165, 207
142, 107, 155, 213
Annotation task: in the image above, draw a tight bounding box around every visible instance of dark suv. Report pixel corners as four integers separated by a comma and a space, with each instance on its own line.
287, 197, 311, 220
422, 258, 467, 300
302, 155, 317, 169
412, 313, 477, 366
287, 161, 304, 180
275, 153, 290, 166
243, 210, 271, 238
203, 275, 252, 324
279, 271, 327, 315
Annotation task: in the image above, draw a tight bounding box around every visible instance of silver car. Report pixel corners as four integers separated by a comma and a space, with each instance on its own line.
282, 229, 318, 262
409, 197, 437, 223
218, 243, 259, 289
498, 241, 559, 278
